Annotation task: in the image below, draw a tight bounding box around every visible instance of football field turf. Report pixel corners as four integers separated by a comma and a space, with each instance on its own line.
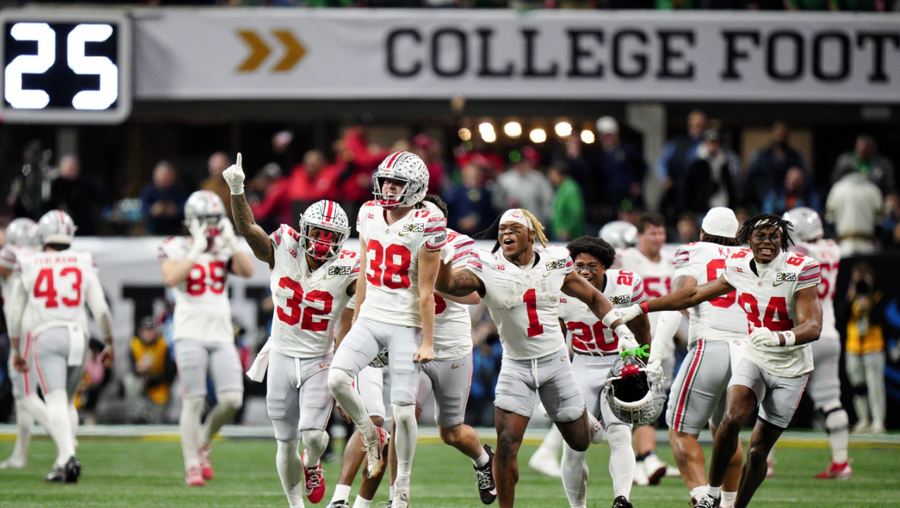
1, 435, 897, 508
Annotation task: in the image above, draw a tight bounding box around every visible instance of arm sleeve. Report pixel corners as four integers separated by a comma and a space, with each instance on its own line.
631, 273, 645, 302
84, 268, 113, 339
423, 214, 448, 251
5, 275, 27, 340
796, 258, 822, 292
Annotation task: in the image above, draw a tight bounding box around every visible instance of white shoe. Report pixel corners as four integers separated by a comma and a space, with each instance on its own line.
851, 419, 870, 433
870, 421, 886, 434
365, 427, 389, 478
0, 457, 27, 469
528, 451, 561, 478
665, 465, 681, 478
633, 460, 649, 486
393, 487, 410, 508
643, 454, 667, 485
590, 415, 605, 445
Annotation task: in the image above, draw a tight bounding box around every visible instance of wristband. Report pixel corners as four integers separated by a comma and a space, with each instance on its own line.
640, 301, 649, 314
601, 308, 623, 329
781, 331, 796, 347
230, 185, 244, 196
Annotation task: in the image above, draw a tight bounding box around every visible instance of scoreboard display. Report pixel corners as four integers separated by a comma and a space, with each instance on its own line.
0, 10, 131, 124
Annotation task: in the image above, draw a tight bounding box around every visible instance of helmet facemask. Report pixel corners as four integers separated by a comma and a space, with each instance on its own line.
603, 355, 666, 427
300, 224, 345, 263
374, 174, 413, 210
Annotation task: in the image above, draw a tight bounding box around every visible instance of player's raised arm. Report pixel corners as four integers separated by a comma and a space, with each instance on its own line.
223, 153, 274, 268
561, 270, 638, 350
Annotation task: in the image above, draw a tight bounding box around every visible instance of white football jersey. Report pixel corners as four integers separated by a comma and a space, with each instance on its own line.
434, 229, 476, 361
158, 236, 235, 343
469, 246, 572, 360
0, 245, 37, 332
559, 269, 644, 355
268, 225, 360, 359
723, 249, 820, 377
615, 246, 677, 331
790, 239, 840, 341
673, 242, 747, 344
13, 250, 104, 337
356, 200, 447, 328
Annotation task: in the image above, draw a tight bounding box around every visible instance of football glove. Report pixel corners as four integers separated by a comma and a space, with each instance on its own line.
618, 304, 643, 323
222, 152, 245, 195
369, 347, 389, 368
749, 327, 780, 348
186, 219, 208, 260
615, 325, 640, 353
218, 216, 239, 251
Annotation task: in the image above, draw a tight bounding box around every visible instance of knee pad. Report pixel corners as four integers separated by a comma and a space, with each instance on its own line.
328, 368, 354, 395
554, 407, 583, 424
301, 429, 329, 455
218, 392, 243, 412
823, 404, 849, 434
605, 424, 632, 450
393, 404, 417, 427
272, 418, 300, 442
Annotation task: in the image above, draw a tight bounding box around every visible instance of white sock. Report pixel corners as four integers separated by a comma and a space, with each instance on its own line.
393, 405, 417, 490
277, 439, 305, 508
330, 484, 352, 504
44, 391, 75, 467
200, 392, 242, 446
389, 486, 395, 500
20, 393, 49, 428
473, 448, 489, 468
606, 425, 635, 499
180, 397, 205, 469
534, 425, 564, 458
822, 402, 850, 464
690, 486, 707, 501
767, 447, 775, 463
68, 401, 79, 442
721, 491, 737, 507
561, 443, 588, 508
301, 429, 329, 467
707, 485, 721, 498
352, 496, 372, 508
328, 370, 378, 444
9, 399, 35, 462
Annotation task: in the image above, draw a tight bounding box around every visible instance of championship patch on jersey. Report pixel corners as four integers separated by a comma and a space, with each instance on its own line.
401, 223, 425, 234
328, 265, 353, 276
776, 272, 797, 283
609, 295, 631, 305
545, 259, 567, 271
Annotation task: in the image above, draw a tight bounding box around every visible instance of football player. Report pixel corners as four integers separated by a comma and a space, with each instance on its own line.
327, 151, 446, 508
779, 207, 850, 480
647, 208, 745, 508
6, 211, 114, 482
619, 213, 823, 508
435, 208, 637, 508
159, 188, 255, 486
0, 218, 49, 470
226, 153, 360, 507
558, 236, 651, 508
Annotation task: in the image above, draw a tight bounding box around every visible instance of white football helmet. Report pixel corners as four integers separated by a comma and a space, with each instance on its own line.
372, 151, 429, 209
604, 355, 666, 427
299, 200, 351, 262
184, 190, 226, 230
782, 207, 824, 242
37, 210, 77, 246
599, 221, 638, 250
5, 217, 39, 247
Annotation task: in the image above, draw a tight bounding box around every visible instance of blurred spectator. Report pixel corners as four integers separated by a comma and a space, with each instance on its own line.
831, 135, 895, 196
74, 338, 112, 425
201, 152, 234, 218
595, 116, 646, 218
842, 263, 886, 434
141, 161, 188, 236
410, 134, 446, 195
443, 162, 495, 235
547, 163, 585, 241
248, 163, 292, 231
288, 149, 344, 207
785, 0, 837, 9
762, 166, 821, 216
124, 316, 176, 424
680, 129, 739, 214
46, 155, 107, 236
658, 110, 706, 219
676, 211, 700, 243
880, 194, 900, 249
6, 140, 54, 221
745, 122, 809, 209
492, 146, 554, 225
825, 172, 883, 256
454, 139, 505, 182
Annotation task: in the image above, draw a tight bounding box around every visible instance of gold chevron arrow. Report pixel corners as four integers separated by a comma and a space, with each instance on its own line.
237, 30, 271, 72
272, 30, 306, 72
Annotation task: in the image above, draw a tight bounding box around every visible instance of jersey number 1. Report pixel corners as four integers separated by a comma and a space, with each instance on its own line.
524, 289, 543, 337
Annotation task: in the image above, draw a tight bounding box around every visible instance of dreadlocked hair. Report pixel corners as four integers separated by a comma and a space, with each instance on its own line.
736, 213, 794, 252
474, 209, 549, 253
421, 194, 449, 217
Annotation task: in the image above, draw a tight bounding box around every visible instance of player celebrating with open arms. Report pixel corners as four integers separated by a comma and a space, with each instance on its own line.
159, 187, 255, 486
617, 214, 823, 508
435, 209, 639, 508
224, 153, 359, 508
327, 151, 446, 508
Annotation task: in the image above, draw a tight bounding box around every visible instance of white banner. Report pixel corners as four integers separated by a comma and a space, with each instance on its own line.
133, 9, 900, 103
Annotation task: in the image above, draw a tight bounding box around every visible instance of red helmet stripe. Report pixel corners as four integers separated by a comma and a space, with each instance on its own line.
385, 151, 403, 169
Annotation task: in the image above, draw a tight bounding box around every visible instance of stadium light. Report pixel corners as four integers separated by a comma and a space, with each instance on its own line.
503, 121, 522, 138
479, 122, 496, 143
458, 128, 472, 141
581, 129, 595, 144
554, 121, 572, 138
529, 128, 547, 144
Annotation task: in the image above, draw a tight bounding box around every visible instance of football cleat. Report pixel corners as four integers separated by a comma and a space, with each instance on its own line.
815, 460, 852, 480
185, 465, 206, 486
693, 494, 720, 508
302, 451, 327, 503
527, 450, 561, 478
766, 460, 774, 478
666, 465, 682, 477
474, 444, 497, 504
644, 453, 667, 486
325, 501, 350, 508
45, 456, 81, 484
612, 495, 634, 508
364, 427, 390, 478
393, 487, 410, 508
199, 445, 214, 480
632, 459, 649, 486
0, 457, 27, 469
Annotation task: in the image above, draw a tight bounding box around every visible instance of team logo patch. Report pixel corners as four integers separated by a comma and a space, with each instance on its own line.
609, 295, 631, 305
328, 265, 352, 276
545, 259, 567, 271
